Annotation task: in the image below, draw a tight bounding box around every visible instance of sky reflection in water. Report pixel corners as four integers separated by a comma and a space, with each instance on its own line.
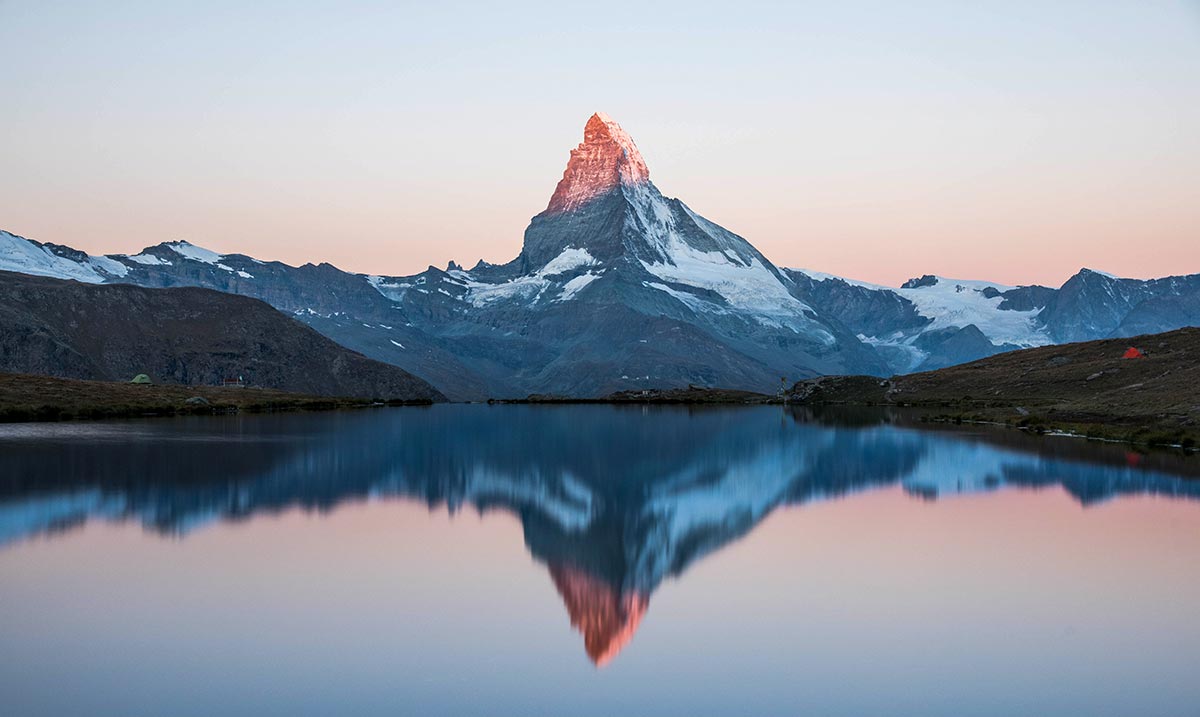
1, 405, 1198, 716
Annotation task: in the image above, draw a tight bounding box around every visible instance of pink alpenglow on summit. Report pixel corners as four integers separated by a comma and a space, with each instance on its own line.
549, 562, 649, 667
545, 112, 650, 214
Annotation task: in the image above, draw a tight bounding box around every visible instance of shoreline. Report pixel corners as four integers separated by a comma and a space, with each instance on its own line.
3, 372, 1196, 455
0, 372, 433, 423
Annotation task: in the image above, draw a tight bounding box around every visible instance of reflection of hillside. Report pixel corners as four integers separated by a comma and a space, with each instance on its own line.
1, 406, 1198, 664
790, 405, 1200, 480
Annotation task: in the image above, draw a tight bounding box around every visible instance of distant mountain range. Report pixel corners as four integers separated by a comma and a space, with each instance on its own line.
0, 271, 443, 401
2, 113, 1198, 399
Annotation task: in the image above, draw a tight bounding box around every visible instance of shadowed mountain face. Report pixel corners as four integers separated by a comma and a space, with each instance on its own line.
0, 271, 443, 401
1, 405, 1198, 665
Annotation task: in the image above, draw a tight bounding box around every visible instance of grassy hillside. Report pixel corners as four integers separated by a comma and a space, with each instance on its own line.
789, 327, 1200, 447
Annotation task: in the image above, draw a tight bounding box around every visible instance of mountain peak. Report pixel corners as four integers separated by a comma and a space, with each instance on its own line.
545, 113, 650, 214
1079, 267, 1120, 280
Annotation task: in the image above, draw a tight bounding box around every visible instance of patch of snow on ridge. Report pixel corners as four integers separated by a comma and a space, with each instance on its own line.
366, 275, 413, 301
125, 253, 172, 266
89, 256, 129, 278
790, 268, 888, 291
643, 281, 715, 315
557, 272, 601, 301
0, 230, 106, 283
619, 183, 825, 335
540, 247, 598, 275
896, 276, 1049, 347
463, 246, 599, 307
641, 234, 819, 329
212, 263, 253, 279
168, 241, 223, 264
857, 333, 927, 373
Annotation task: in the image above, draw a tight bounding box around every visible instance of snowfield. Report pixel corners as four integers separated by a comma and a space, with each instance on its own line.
0, 231, 111, 283
792, 268, 1054, 357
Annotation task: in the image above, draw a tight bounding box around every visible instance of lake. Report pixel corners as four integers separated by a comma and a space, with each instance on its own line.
1, 405, 1198, 716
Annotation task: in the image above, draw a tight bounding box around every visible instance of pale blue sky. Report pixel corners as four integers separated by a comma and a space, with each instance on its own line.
2, 1, 1198, 285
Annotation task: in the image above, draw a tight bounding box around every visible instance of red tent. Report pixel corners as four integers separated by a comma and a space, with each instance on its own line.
1122, 347, 1145, 359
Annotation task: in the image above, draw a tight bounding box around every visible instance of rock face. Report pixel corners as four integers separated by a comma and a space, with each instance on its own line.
2, 113, 1199, 398
1039, 269, 1200, 342
545, 112, 649, 215
0, 271, 444, 401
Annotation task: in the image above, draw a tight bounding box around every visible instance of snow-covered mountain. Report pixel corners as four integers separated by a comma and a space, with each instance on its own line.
785, 267, 1200, 373
356, 112, 888, 397
785, 270, 1059, 372
3, 113, 1199, 396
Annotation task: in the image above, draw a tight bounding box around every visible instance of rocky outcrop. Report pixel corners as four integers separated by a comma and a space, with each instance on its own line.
545, 112, 650, 215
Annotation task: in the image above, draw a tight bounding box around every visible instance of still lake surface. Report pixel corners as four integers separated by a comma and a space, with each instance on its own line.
1, 405, 1198, 716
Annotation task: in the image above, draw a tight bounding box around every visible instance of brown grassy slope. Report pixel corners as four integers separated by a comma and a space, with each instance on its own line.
892, 328, 1199, 413
0, 371, 427, 422
791, 327, 1200, 445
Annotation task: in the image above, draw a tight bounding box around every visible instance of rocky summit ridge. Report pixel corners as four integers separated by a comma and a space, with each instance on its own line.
546, 112, 650, 215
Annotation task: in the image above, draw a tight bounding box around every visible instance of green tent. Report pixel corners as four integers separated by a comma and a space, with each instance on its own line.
130, 374, 152, 384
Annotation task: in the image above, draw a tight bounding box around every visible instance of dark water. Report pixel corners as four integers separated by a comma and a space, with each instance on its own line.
1, 405, 1198, 717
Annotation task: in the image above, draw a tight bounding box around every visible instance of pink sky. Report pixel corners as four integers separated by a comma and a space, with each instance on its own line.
1, 2, 1197, 288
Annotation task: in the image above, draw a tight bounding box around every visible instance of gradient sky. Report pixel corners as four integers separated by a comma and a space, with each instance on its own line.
2, 1, 1198, 287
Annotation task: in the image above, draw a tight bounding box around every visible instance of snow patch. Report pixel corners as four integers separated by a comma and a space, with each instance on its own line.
557, 271, 601, 301
125, 253, 172, 266
463, 247, 598, 307
643, 281, 711, 313
540, 247, 598, 275
89, 256, 129, 278
0, 231, 107, 283
367, 275, 413, 301
168, 241, 223, 265
789, 268, 888, 290
896, 276, 1049, 348
621, 183, 826, 335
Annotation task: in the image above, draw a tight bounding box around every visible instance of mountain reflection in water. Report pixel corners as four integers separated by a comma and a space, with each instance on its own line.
0, 405, 1197, 666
